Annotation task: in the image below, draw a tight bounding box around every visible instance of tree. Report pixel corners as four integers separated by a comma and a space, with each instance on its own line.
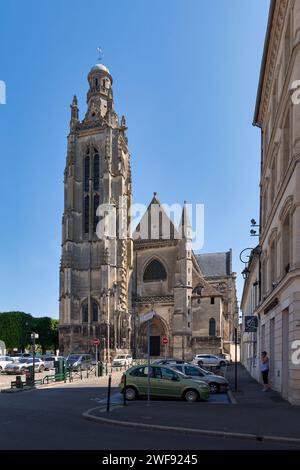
0, 312, 59, 353
0, 311, 32, 350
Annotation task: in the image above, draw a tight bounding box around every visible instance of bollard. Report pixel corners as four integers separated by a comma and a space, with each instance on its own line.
123, 373, 127, 406
16, 375, 23, 389
106, 374, 112, 412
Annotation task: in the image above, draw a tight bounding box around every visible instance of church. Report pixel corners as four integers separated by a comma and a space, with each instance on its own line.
59, 62, 238, 360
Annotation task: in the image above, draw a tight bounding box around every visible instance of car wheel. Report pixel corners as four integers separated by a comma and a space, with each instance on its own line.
197, 361, 203, 367
209, 382, 219, 394
184, 389, 198, 402
125, 386, 138, 401
220, 361, 226, 367
39, 366, 45, 372
0, 366, 2, 372
21, 368, 26, 375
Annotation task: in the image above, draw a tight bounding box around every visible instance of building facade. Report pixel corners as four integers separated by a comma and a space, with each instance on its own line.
241, 0, 300, 405
59, 63, 238, 360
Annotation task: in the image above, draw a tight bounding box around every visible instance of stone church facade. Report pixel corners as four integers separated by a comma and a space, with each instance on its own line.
59, 63, 238, 360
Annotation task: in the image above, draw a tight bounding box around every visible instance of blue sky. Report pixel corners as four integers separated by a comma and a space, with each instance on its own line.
0, 0, 270, 318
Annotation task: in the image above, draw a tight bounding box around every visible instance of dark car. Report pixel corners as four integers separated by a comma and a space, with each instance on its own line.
66, 354, 92, 371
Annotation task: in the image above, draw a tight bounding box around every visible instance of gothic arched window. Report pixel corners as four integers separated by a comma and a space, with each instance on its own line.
209, 318, 216, 337
143, 259, 167, 282
84, 195, 89, 234
92, 301, 98, 322
82, 303, 88, 323
93, 194, 99, 233
84, 154, 90, 192
93, 154, 99, 190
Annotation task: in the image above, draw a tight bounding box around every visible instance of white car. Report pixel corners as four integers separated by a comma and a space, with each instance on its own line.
192, 354, 229, 367
0, 356, 15, 372
112, 354, 133, 367
44, 356, 65, 370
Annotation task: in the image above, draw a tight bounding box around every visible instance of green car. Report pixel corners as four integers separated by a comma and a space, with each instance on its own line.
119, 364, 210, 402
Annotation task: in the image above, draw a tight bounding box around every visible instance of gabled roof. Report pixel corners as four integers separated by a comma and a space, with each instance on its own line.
195, 250, 232, 278
133, 193, 179, 241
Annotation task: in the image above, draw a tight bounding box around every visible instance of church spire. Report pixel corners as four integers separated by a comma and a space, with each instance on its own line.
180, 201, 192, 240
70, 95, 79, 131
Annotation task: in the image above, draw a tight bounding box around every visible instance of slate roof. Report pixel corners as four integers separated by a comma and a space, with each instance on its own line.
195, 251, 232, 278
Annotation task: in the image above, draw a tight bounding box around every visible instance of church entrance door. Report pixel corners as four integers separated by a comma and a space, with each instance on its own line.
150, 336, 160, 356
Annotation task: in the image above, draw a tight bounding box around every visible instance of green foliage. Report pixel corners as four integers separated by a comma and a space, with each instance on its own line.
0, 311, 59, 352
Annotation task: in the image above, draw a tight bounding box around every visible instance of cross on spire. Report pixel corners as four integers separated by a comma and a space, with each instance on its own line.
97, 46, 103, 62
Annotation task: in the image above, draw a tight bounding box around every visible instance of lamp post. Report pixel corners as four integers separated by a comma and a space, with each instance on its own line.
106, 291, 110, 364
30, 332, 39, 384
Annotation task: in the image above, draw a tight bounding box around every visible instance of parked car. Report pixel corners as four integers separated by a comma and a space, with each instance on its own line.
5, 358, 45, 375
44, 356, 65, 371
9, 353, 32, 361
119, 364, 210, 402
171, 363, 229, 394
192, 354, 229, 367
0, 356, 15, 372
66, 354, 92, 371
152, 359, 188, 365
112, 354, 133, 367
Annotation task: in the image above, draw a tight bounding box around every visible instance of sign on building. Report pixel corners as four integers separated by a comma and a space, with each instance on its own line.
244, 316, 258, 333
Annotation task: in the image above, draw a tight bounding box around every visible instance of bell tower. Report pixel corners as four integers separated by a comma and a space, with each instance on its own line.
59, 62, 133, 357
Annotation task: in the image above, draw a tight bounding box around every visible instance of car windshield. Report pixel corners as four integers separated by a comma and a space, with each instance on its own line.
197, 367, 210, 375
115, 355, 126, 359
67, 355, 80, 362
45, 357, 54, 361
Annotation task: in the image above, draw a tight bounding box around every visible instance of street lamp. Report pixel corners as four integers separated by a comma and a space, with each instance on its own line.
241, 266, 250, 280
30, 332, 39, 384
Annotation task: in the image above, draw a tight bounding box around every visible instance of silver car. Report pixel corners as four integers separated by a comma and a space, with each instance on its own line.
5, 358, 45, 375
192, 354, 229, 367
44, 356, 65, 370
171, 363, 229, 394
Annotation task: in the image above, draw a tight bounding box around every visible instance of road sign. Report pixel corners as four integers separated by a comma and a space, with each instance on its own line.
92, 338, 100, 346
162, 336, 168, 345
245, 316, 258, 333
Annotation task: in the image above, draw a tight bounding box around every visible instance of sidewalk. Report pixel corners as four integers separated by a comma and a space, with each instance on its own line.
83, 364, 300, 443
1, 369, 123, 392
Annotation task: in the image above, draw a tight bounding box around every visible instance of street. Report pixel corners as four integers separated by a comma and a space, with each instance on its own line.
0, 379, 299, 450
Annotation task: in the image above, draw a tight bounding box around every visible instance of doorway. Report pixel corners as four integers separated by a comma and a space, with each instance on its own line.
150, 336, 160, 356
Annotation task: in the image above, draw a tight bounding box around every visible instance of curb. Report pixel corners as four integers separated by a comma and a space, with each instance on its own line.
82, 406, 300, 446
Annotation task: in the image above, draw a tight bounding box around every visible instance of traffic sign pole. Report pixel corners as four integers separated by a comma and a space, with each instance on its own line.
147, 319, 151, 406
162, 336, 168, 360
